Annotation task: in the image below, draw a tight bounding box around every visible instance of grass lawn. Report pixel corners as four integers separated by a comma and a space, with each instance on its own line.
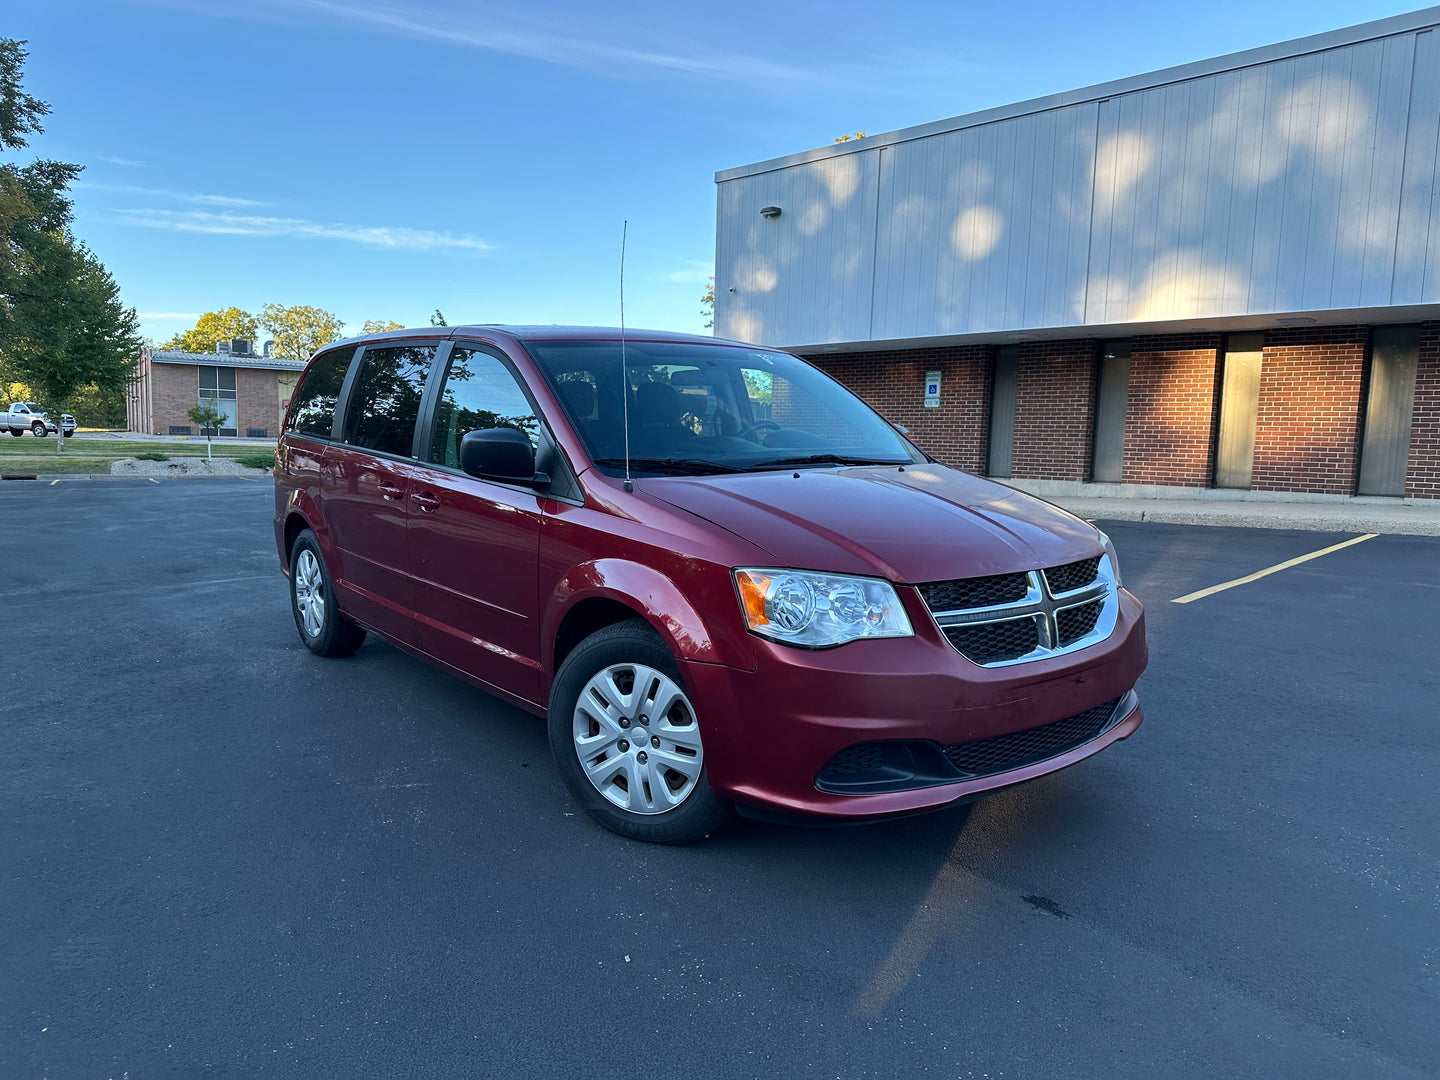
0, 437, 273, 476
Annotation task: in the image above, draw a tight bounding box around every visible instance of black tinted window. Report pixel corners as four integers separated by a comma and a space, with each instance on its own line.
342, 344, 436, 456
288, 347, 355, 438
428, 348, 539, 468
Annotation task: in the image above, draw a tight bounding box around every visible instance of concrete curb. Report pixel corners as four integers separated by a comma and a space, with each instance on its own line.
1052, 499, 1440, 536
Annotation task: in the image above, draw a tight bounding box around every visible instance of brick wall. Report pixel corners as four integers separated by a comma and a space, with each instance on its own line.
1408, 321, 1440, 499
1012, 340, 1098, 481
811, 345, 991, 471
1122, 334, 1222, 486
151, 363, 199, 435
147, 363, 281, 436
237, 368, 276, 437
1251, 325, 1368, 495
808, 324, 1440, 498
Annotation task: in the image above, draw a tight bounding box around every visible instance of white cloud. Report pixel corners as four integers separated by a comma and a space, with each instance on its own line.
76, 182, 268, 207
96, 155, 147, 167
112, 208, 494, 252
176, 0, 813, 82
663, 261, 713, 284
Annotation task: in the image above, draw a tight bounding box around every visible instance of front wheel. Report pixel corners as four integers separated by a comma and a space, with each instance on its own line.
31, 422, 45, 437
548, 619, 732, 844
62, 430, 73, 438
289, 529, 366, 657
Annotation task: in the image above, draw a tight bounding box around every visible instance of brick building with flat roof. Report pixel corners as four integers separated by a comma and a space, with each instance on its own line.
126, 342, 306, 438
713, 10, 1440, 499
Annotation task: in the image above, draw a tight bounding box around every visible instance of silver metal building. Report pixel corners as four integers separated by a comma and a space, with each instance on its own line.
714, 8, 1440, 351
712, 9, 1440, 501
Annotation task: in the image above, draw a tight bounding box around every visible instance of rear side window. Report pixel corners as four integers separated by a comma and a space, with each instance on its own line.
288, 347, 355, 438
428, 347, 539, 468
342, 344, 437, 457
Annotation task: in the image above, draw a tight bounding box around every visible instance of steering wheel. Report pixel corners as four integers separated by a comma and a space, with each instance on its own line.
737, 419, 782, 441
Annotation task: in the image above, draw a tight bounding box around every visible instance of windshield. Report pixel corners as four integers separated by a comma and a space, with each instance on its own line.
525, 341, 922, 476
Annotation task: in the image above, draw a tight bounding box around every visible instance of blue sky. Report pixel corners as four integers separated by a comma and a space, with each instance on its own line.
5, 0, 1419, 343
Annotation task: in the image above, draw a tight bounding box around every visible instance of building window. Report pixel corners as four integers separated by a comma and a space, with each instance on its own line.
1215, 334, 1263, 489
198, 366, 239, 437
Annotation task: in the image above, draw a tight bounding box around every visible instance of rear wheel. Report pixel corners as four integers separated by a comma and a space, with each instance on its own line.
548, 619, 731, 844
7, 429, 19, 437
289, 529, 366, 657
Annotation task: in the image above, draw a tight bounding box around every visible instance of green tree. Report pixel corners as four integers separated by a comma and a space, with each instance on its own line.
0, 39, 140, 451
260, 303, 344, 363
186, 396, 226, 460
430, 308, 447, 327
162, 307, 259, 353
362, 319, 403, 334
701, 275, 714, 330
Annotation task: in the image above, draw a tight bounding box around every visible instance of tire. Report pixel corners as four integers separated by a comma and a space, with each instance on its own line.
289, 528, 366, 657
548, 619, 732, 844
31, 422, 45, 437
7, 429, 19, 437
63, 430, 73, 438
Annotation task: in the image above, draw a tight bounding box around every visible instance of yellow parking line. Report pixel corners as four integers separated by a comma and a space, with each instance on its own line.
1172, 533, 1378, 604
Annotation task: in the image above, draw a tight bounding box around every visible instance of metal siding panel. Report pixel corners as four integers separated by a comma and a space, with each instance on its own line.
1092, 341, 1131, 482
717, 27, 1436, 348
1273, 51, 1324, 314
1084, 98, 1121, 325
1358, 34, 1416, 304
1396, 29, 1440, 303
1216, 333, 1263, 488
1358, 325, 1420, 495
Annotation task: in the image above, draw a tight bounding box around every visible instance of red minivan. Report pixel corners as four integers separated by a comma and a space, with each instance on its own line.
274, 326, 1146, 843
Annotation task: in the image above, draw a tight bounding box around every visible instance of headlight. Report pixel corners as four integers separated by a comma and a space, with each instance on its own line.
1096, 530, 1123, 587
733, 568, 913, 648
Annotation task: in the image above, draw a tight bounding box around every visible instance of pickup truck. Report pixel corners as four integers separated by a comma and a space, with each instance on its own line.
4, 402, 75, 437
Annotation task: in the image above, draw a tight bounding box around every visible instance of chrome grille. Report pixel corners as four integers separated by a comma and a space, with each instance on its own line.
1055, 600, 1103, 646
943, 616, 1040, 664
917, 553, 1119, 667
917, 572, 1029, 611
1044, 556, 1101, 595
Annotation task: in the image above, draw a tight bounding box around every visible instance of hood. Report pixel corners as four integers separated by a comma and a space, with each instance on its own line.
636, 464, 1101, 584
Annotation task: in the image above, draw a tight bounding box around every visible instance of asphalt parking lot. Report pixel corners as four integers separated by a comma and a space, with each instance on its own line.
2, 479, 1436, 1079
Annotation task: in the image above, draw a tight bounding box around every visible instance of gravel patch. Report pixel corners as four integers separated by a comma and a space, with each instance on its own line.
110, 457, 271, 477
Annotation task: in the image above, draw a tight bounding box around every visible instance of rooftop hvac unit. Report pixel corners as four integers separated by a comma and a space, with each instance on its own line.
231, 338, 253, 356
216, 341, 232, 355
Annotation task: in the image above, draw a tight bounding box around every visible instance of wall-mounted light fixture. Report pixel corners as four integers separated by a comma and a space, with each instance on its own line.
760, 205, 782, 219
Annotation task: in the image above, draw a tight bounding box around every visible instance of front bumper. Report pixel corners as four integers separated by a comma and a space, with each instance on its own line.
680, 588, 1147, 822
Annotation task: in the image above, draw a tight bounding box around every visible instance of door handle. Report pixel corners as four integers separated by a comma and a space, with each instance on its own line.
378, 483, 404, 500
411, 492, 440, 512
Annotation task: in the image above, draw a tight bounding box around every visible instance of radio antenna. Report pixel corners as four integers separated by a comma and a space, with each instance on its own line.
620, 219, 632, 493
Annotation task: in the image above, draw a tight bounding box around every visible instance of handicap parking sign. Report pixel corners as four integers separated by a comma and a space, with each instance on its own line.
924, 370, 941, 408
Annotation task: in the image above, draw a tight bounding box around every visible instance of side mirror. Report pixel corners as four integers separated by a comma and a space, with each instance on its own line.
460, 428, 548, 488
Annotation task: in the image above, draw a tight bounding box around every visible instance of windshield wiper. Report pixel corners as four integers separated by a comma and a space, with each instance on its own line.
741, 454, 909, 471
590, 456, 742, 476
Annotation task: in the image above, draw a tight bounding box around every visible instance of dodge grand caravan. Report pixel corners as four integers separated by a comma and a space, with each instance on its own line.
274, 326, 1146, 843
